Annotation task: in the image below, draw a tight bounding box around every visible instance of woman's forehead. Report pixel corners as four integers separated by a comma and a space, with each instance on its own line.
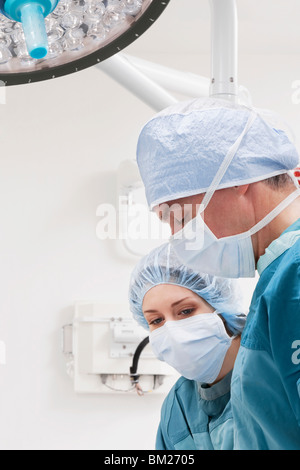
142, 284, 202, 309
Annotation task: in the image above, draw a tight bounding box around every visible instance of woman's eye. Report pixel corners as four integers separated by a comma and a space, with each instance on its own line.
180, 309, 194, 316
150, 317, 163, 326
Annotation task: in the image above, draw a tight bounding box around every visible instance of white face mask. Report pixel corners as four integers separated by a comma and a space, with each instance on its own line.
171, 189, 300, 278
170, 111, 300, 278
149, 313, 233, 384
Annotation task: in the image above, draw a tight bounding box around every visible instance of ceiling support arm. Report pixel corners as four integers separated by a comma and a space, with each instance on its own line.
209, 0, 238, 101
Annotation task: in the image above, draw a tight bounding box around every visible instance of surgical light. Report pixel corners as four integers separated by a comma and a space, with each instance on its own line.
0, 0, 59, 60
0, 0, 170, 86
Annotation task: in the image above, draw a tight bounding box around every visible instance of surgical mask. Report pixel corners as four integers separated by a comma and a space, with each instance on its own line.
171, 189, 300, 278
170, 111, 300, 278
149, 313, 233, 384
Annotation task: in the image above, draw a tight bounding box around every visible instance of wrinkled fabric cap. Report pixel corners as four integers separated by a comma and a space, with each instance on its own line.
136, 98, 300, 208
128, 242, 246, 334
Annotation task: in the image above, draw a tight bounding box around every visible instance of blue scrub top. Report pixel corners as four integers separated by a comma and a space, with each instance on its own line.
156, 372, 233, 450
231, 218, 300, 450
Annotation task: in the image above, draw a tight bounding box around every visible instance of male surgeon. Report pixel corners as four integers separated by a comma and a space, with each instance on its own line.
136, 98, 300, 450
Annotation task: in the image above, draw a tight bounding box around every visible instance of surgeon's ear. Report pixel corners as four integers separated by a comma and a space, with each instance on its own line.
234, 184, 250, 196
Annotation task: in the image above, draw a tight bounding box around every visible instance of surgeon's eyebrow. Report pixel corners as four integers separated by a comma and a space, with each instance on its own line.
144, 297, 192, 315
144, 309, 159, 314
171, 297, 191, 307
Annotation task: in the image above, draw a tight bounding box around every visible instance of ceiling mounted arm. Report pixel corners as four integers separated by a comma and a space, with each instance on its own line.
209, 0, 238, 101
97, 54, 178, 111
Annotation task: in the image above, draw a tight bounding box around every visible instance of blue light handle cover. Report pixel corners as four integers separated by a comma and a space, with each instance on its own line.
0, 0, 59, 59
20, 2, 48, 58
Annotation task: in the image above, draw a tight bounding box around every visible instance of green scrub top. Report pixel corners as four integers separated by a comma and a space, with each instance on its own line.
231, 218, 300, 450
156, 372, 233, 450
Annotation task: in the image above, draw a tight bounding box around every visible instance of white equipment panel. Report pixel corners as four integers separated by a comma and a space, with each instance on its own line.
62, 302, 178, 394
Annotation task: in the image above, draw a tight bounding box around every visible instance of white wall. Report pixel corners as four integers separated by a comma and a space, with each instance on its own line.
0, 62, 166, 450
1, 2, 300, 450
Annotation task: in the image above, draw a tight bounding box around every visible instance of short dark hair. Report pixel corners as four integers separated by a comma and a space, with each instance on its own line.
263, 173, 294, 190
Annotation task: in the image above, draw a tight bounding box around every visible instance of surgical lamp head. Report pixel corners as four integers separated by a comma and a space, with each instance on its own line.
0, 0, 171, 85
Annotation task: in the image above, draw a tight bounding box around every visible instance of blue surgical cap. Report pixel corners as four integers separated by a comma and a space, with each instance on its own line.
128, 242, 246, 335
136, 98, 300, 208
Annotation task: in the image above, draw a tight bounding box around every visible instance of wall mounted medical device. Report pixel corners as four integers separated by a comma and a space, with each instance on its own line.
61, 301, 177, 394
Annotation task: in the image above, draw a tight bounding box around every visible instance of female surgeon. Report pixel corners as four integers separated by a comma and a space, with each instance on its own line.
129, 242, 247, 451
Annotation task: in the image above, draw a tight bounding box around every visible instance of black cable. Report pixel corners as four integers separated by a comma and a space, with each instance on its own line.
129, 336, 150, 384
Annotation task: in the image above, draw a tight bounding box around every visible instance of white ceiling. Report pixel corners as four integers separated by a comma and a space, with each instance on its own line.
129, 0, 300, 55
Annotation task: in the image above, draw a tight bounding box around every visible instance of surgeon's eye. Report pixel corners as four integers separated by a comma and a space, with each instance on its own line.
149, 317, 164, 326
175, 218, 185, 227
179, 309, 195, 317
174, 212, 193, 228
